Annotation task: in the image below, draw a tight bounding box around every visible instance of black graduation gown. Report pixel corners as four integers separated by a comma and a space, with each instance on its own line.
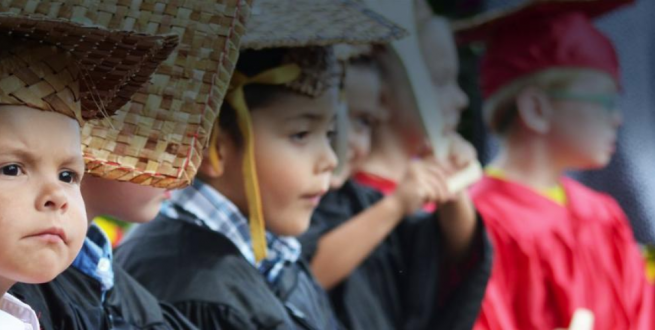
298, 180, 492, 330
8, 262, 198, 330
114, 209, 342, 330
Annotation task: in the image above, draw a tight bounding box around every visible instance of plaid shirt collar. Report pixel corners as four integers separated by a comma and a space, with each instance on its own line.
161, 179, 301, 284
71, 224, 114, 297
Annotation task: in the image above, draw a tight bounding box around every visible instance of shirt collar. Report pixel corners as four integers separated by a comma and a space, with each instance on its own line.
0, 293, 40, 330
71, 223, 114, 294
162, 179, 301, 283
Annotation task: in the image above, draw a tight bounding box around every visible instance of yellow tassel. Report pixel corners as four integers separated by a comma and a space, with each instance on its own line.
208, 121, 223, 177
224, 64, 301, 262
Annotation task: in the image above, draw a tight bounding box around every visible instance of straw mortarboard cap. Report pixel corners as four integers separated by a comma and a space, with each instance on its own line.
453, 0, 634, 98
80, 0, 252, 189
242, 0, 406, 50
0, 1, 178, 121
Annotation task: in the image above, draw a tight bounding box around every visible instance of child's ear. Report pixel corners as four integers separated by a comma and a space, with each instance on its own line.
516, 86, 553, 134
199, 130, 229, 178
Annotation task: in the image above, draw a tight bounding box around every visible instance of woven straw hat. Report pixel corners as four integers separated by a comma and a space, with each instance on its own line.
81, 0, 251, 188
242, 0, 406, 50
0, 1, 178, 121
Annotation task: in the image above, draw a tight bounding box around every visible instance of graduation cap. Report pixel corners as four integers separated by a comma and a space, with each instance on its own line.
0, 1, 177, 123
454, 0, 633, 99
80, 0, 250, 189
362, 0, 484, 193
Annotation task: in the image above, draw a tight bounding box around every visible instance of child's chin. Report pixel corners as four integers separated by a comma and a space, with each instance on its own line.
269, 218, 311, 237
19, 268, 64, 284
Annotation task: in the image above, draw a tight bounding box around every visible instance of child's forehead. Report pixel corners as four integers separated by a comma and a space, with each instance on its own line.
0, 106, 82, 157
566, 71, 618, 92
255, 88, 339, 121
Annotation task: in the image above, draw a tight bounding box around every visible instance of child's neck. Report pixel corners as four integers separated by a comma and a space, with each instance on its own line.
491, 135, 564, 190
360, 125, 413, 183
0, 277, 14, 300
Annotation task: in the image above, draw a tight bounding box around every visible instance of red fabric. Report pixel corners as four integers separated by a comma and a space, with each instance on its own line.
353, 171, 437, 213
472, 175, 655, 330
353, 172, 397, 196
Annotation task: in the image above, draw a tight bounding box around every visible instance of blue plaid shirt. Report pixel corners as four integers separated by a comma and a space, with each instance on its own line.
161, 179, 301, 284
71, 223, 114, 299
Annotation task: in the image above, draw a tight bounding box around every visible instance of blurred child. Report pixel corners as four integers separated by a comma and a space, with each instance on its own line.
298, 7, 491, 330
455, 1, 655, 329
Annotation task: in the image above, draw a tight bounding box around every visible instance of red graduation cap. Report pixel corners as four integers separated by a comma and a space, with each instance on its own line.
454, 0, 634, 98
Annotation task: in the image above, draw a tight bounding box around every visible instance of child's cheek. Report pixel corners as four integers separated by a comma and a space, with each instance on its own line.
67, 192, 88, 253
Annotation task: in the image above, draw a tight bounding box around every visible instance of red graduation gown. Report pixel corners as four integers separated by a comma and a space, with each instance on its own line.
471, 175, 655, 330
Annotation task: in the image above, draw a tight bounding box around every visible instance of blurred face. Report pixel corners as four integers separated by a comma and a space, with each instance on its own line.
218, 88, 338, 236
419, 17, 469, 133
379, 53, 426, 152
81, 176, 167, 224
330, 64, 386, 189
0, 107, 87, 288
547, 72, 621, 169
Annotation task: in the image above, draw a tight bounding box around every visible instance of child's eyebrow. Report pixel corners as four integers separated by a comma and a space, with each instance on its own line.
0, 146, 39, 163
60, 155, 85, 170
0, 145, 83, 168
287, 113, 338, 123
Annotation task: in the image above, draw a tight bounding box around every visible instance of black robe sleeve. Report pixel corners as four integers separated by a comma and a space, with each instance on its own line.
8, 263, 200, 330
300, 180, 491, 330
396, 212, 492, 330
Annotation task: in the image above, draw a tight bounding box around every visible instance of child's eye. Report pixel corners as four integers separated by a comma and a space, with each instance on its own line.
291, 131, 309, 142
59, 170, 80, 184
327, 129, 337, 141
1, 164, 23, 177
355, 116, 373, 129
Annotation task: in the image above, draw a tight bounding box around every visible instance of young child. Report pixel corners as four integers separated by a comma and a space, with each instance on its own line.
8, 1, 249, 329
454, 1, 655, 329
114, 0, 406, 329
355, 11, 470, 204
0, 5, 175, 327
298, 12, 491, 330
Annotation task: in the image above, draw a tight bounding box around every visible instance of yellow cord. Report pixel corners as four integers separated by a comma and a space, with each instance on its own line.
210, 64, 301, 262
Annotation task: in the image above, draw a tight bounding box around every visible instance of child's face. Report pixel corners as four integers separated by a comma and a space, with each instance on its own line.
81, 176, 167, 224
222, 88, 338, 236
0, 106, 87, 285
420, 18, 469, 134
330, 64, 385, 189
547, 71, 621, 169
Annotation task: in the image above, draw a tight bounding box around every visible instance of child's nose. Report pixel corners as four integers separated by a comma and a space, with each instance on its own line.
319, 143, 338, 175
36, 181, 68, 213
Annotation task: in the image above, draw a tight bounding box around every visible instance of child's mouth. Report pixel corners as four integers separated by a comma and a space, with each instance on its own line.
28, 227, 67, 244
302, 191, 327, 206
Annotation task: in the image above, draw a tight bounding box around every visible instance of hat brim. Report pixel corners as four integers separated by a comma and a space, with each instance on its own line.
241, 0, 406, 50
0, 12, 178, 120
453, 0, 634, 45
81, 0, 251, 189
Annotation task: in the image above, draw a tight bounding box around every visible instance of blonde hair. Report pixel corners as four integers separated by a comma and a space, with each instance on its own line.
484, 67, 615, 134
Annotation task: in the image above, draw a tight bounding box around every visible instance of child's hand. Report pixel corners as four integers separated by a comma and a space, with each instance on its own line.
390, 155, 450, 216
390, 134, 477, 216
444, 133, 477, 175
